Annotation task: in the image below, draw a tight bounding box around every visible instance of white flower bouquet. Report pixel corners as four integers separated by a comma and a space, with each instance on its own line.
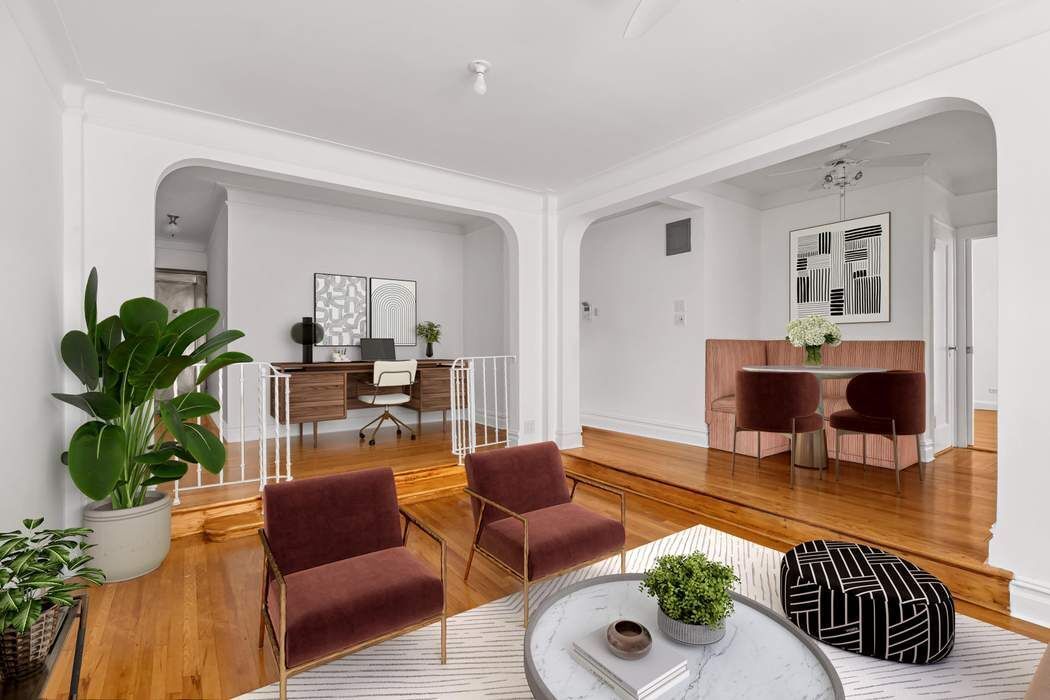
785, 316, 842, 365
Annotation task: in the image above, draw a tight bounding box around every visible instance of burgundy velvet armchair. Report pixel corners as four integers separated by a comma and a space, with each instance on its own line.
259, 468, 446, 699
463, 442, 627, 626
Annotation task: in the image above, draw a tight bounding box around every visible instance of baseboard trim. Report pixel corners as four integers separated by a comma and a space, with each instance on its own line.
1010, 576, 1050, 627
581, 412, 708, 448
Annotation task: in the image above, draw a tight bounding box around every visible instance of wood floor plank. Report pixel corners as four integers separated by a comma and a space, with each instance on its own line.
42, 425, 1043, 699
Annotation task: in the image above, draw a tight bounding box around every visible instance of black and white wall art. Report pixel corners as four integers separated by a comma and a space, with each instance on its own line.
369, 277, 417, 346
314, 272, 368, 346
789, 212, 890, 323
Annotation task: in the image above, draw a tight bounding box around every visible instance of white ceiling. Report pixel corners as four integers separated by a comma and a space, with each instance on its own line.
718, 110, 996, 208
156, 166, 492, 246
59, 0, 1006, 191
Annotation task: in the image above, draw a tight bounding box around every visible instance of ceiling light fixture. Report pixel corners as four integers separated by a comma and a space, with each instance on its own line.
467, 59, 491, 95
165, 213, 180, 238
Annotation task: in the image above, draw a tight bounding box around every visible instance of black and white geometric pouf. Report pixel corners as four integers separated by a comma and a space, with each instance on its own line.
781, 540, 955, 664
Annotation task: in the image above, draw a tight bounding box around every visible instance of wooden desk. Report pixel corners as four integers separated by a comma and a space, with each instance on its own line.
270, 359, 453, 444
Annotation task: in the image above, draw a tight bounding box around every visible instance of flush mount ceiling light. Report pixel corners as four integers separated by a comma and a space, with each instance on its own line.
165, 213, 180, 238
467, 59, 491, 95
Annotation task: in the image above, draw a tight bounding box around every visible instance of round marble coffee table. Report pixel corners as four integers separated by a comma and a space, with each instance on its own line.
524, 574, 843, 699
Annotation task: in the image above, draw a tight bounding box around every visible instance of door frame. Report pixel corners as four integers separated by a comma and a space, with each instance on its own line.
954, 223, 998, 448
930, 217, 958, 451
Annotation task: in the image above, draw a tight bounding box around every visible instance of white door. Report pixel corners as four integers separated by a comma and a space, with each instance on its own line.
931, 219, 957, 452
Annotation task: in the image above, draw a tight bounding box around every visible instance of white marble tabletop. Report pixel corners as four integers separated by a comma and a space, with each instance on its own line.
742, 364, 886, 380
525, 574, 842, 699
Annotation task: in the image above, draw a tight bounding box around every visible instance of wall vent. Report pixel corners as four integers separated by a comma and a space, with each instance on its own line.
666, 218, 691, 256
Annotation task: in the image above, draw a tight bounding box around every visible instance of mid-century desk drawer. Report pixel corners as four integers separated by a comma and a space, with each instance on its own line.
274, 372, 346, 423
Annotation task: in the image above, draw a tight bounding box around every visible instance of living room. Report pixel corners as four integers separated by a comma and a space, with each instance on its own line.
2, 1, 1048, 698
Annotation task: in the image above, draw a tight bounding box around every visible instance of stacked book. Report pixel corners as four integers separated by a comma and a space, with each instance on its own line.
572, 627, 689, 699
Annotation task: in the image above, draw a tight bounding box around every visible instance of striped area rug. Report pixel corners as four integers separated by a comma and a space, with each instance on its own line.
240, 524, 1045, 699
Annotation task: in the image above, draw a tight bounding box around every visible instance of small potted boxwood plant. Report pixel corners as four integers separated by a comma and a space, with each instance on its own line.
640, 552, 739, 645
0, 519, 104, 679
415, 321, 442, 358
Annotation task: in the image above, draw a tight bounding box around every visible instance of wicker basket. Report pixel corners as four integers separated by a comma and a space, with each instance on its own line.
0, 604, 63, 680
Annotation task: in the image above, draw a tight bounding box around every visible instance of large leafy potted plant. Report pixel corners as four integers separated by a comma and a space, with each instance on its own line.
0, 519, 103, 679
54, 268, 251, 581
640, 552, 739, 645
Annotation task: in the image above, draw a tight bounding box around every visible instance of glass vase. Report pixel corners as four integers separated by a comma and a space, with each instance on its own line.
803, 345, 823, 366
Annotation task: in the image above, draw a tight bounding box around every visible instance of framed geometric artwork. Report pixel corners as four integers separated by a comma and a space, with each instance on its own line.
369, 277, 417, 346
314, 272, 368, 346
789, 212, 890, 324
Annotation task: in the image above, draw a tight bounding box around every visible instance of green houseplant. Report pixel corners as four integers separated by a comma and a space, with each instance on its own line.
415, 321, 442, 358
0, 519, 103, 678
53, 267, 251, 580
640, 552, 739, 645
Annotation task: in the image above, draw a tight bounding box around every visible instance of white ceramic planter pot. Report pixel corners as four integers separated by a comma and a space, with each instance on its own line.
82, 491, 172, 582
657, 608, 727, 645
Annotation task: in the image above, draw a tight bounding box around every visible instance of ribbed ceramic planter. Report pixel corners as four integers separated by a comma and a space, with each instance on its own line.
657, 608, 726, 645
83, 491, 172, 582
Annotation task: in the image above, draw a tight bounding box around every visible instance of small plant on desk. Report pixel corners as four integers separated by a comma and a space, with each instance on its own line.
416, 321, 442, 358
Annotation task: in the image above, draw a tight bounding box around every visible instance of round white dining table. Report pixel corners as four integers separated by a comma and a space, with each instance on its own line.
740, 365, 886, 470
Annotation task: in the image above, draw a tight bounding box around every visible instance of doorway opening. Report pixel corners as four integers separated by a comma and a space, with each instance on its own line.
155, 267, 208, 395
964, 234, 998, 452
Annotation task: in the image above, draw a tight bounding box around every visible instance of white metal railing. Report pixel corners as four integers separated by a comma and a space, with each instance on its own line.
450, 355, 516, 464
171, 362, 292, 505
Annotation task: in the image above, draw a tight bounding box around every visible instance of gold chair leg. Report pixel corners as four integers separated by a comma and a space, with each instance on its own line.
279, 672, 287, 700
731, 426, 738, 476
915, 434, 925, 482
440, 614, 447, 664
862, 434, 868, 472
789, 426, 796, 489
835, 430, 842, 482
756, 431, 762, 475
620, 549, 626, 574
892, 424, 901, 494
464, 545, 476, 581
522, 577, 530, 628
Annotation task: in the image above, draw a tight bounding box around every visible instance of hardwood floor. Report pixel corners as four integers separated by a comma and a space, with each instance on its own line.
566, 427, 997, 566
972, 408, 998, 452
43, 488, 708, 699
42, 423, 1045, 698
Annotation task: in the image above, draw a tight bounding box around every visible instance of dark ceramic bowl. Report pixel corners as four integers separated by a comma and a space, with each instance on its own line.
606, 619, 653, 660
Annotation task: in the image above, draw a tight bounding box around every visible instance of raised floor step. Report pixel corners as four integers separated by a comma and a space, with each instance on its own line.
562, 451, 1013, 617
204, 511, 262, 542
173, 463, 468, 541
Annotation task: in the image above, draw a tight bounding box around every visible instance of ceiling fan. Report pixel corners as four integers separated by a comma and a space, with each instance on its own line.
623, 0, 682, 39
767, 140, 931, 221
766, 140, 931, 189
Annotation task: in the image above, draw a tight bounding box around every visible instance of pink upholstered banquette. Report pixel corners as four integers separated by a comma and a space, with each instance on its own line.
705, 339, 925, 468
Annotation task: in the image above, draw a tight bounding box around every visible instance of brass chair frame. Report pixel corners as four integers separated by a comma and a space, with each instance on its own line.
462, 471, 627, 627
258, 506, 447, 700
730, 415, 824, 488
834, 422, 926, 493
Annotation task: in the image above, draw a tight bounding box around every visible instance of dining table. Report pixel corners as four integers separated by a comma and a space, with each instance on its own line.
740, 364, 886, 470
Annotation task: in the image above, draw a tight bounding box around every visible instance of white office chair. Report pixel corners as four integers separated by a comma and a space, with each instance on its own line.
357, 359, 418, 446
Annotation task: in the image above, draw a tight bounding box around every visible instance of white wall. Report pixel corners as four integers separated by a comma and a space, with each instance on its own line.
971, 236, 998, 409
758, 177, 926, 340
155, 240, 208, 271
0, 4, 65, 529
579, 196, 760, 445
223, 188, 505, 437
463, 224, 510, 356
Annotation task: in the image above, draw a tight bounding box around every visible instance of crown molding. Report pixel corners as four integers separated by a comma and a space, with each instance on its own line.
222, 186, 467, 237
